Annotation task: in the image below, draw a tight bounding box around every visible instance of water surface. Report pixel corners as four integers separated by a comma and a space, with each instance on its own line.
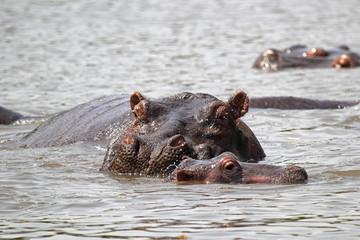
1, 0, 360, 239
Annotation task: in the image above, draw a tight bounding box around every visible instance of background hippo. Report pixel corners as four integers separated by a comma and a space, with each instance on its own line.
253, 45, 360, 72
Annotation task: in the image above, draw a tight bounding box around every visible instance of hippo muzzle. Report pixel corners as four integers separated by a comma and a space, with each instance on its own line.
102, 134, 191, 176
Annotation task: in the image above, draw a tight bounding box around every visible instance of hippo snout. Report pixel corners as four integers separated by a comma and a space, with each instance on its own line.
283, 166, 308, 184
103, 134, 141, 173
147, 134, 191, 175
240, 162, 308, 184
103, 133, 192, 176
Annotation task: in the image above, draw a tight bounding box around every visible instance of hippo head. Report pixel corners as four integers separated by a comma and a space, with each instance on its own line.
168, 152, 308, 184
101, 91, 265, 176
252, 49, 281, 72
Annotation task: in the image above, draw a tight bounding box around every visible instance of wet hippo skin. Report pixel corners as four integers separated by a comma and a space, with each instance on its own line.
0, 106, 24, 125
168, 152, 308, 184
1, 91, 357, 184
253, 45, 360, 72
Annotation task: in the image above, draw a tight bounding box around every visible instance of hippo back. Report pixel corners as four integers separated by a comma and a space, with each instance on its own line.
20, 95, 132, 148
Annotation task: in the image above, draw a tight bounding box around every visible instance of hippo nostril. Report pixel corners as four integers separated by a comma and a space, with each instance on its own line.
122, 134, 140, 153
169, 135, 186, 148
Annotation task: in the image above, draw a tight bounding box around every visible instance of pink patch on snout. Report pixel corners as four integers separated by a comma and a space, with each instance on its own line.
248, 176, 272, 184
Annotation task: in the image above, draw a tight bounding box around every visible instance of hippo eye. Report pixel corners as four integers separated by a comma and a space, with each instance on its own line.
224, 162, 234, 171
220, 157, 241, 173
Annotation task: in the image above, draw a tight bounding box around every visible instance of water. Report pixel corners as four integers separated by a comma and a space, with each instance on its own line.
1, 0, 360, 239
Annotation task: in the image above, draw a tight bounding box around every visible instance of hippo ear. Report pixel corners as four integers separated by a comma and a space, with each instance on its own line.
130, 92, 145, 110
228, 91, 249, 118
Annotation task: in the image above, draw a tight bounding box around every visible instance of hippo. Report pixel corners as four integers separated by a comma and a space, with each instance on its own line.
0, 106, 24, 125
253, 45, 360, 72
99, 91, 265, 177
168, 152, 308, 184
1, 91, 358, 184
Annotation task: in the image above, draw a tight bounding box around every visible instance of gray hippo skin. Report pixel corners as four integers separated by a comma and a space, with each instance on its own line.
253, 45, 360, 72
2, 91, 357, 184
0, 106, 24, 125
17, 91, 266, 179
168, 152, 308, 184
100, 91, 265, 176
20, 94, 132, 148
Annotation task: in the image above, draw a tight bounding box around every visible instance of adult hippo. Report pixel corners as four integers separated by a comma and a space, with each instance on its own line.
253, 45, 360, 72
1, 91, 358, 184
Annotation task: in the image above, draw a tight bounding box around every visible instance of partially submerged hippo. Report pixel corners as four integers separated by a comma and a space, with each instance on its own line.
0, 106, 24, 125
169, 152, 308, 184
1, 91, 358, 184
100, 91, 265, 176
253, 45, 360, 72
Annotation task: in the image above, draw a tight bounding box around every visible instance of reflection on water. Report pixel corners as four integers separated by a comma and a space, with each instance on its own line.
1, 0, 360, 239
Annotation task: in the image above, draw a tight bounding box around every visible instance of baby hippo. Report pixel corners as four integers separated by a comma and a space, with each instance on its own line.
168, 152, 308, 184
